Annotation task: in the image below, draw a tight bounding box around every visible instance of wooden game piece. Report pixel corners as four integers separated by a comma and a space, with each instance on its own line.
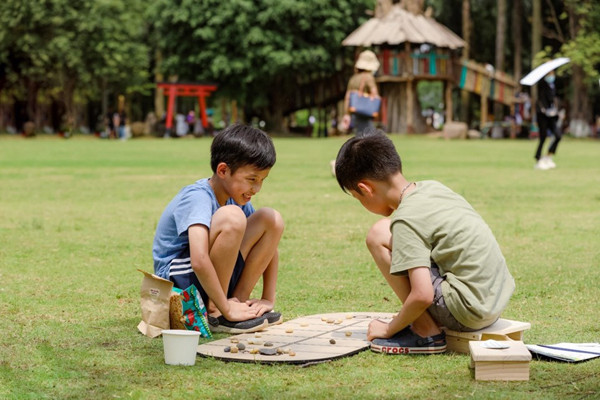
285, 328, 293, 333
259, 348, 278, 356
300, 322, 309, 327
335, 319, 342, 324
346, 314, 353, 319
289, 351, 296, 356
249, 348, 259, 354
326, 318, 334, 324
329, 339, 336, 344
264, 341, 273, 347
321, 317, 328, 321
230, 346, 239, 353
345, 331, 352, 337
224, 346, 231, 352
254, 333, 262, 338
237, 343, 246, 351
230, 338, 239, 343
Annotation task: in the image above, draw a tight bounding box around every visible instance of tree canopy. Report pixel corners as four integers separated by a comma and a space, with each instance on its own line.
0, 0, 149, 128
147, 0, 374, 127
1, 0, 599, 133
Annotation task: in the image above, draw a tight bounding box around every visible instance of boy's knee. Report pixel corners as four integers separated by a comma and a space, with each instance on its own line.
213, 205, 247, 233
254, 207, 285, 233
366, 219, 390, 250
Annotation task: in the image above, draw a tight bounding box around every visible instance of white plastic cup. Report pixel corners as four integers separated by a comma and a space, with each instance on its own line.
162, 329, 201, 366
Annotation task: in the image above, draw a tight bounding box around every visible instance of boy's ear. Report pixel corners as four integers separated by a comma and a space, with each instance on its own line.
215, 162, 229, 177
356, 181, 375, 196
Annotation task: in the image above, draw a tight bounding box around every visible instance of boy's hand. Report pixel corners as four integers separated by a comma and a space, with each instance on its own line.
246, 298, 274, 316
223, 299, 259, 321
367, 319, 391, 341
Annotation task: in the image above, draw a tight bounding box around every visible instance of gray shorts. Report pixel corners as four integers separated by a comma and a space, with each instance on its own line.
427, 265, 478, 332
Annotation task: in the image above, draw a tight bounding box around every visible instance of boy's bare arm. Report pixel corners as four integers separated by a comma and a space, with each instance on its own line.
188, 225, 257, 321
368, 76, 379, 97
368, 267, 434, 340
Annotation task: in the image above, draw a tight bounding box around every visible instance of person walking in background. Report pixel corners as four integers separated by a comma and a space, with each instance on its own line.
106, 108, 116, 139
118, 108, 127, 140
534, 71, 561, 170
332, 50, 381, 176
112, 111, 121, 140
342, 50, 380, 137
186, 110, 196, 135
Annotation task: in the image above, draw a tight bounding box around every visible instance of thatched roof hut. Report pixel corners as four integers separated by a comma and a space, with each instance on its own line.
343, 6, 464, 49
342, 3, 465, 133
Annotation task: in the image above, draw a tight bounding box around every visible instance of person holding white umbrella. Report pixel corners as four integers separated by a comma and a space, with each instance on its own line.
534, 70, 561, 170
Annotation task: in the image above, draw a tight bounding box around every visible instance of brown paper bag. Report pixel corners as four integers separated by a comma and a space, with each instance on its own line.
137, 269, 173, 338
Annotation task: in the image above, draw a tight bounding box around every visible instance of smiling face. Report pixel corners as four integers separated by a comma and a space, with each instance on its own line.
217, 163, 270, 206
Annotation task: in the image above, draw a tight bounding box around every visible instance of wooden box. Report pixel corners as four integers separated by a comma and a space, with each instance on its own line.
443, 319, 531, 354
469, 340, 532, 381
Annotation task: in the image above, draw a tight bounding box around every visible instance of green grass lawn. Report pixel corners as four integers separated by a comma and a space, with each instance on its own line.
0, 134, 598, 399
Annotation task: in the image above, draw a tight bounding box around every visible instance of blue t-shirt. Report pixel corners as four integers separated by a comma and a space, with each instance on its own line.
152, 178, 255, 278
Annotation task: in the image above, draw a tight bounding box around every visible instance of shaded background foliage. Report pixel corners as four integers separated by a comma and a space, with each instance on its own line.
148, 0, 373, 127
0, 0, 149, 131
0, 0, 599, 133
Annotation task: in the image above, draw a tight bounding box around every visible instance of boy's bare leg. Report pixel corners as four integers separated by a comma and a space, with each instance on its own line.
232, 208, 284, 305
366, 218, 441, 338
206, 205, 247, 315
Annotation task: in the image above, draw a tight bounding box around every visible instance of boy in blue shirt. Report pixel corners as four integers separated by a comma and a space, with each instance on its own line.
153, 124, 284, 333
334, 130, 514, 354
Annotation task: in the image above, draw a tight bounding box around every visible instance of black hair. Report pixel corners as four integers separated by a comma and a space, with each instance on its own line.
210, 124, 276, 173
334, 129, 402, 194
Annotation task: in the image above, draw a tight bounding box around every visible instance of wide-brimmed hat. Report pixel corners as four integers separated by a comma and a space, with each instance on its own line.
355, 50, 380, 72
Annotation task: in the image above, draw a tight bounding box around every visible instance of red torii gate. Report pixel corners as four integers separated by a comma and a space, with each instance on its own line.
157, 82, 218, 131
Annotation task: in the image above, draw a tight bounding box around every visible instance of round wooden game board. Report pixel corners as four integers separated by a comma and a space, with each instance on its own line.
196, 312, 395, 364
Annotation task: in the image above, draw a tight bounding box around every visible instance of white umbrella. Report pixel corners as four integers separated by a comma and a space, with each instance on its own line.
520, 57, 570, 86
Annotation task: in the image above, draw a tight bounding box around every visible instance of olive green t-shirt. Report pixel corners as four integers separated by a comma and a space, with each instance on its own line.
347, 71, 376, 94
389, 180, 515, 329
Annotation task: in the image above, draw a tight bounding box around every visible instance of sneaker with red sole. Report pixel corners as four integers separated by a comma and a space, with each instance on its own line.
370, 327, 447, 355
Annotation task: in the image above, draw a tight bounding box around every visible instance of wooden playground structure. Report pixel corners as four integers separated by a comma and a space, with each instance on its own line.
342, 2, 519, 134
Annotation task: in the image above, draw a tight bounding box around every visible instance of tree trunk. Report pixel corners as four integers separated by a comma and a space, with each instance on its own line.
531, 0, 542, 119
460, 0, 471, 125
154, 50, 165, 119
101, 78, 108, 128
264, 104, 285, 134
512, 0, 523, 82
264, 78, 287, 134
381, 81, 426, 133
567, 4, 589, 122
25, 78, 39, 128
494, 0, 507, 122
62, 77, 77, 134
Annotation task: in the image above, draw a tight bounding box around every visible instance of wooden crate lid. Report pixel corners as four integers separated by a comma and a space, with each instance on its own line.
469, 340, 532, 362
445, 318, 531, 340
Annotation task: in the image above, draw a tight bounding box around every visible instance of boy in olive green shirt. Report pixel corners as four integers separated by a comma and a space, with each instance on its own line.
334, 130, 514, 354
